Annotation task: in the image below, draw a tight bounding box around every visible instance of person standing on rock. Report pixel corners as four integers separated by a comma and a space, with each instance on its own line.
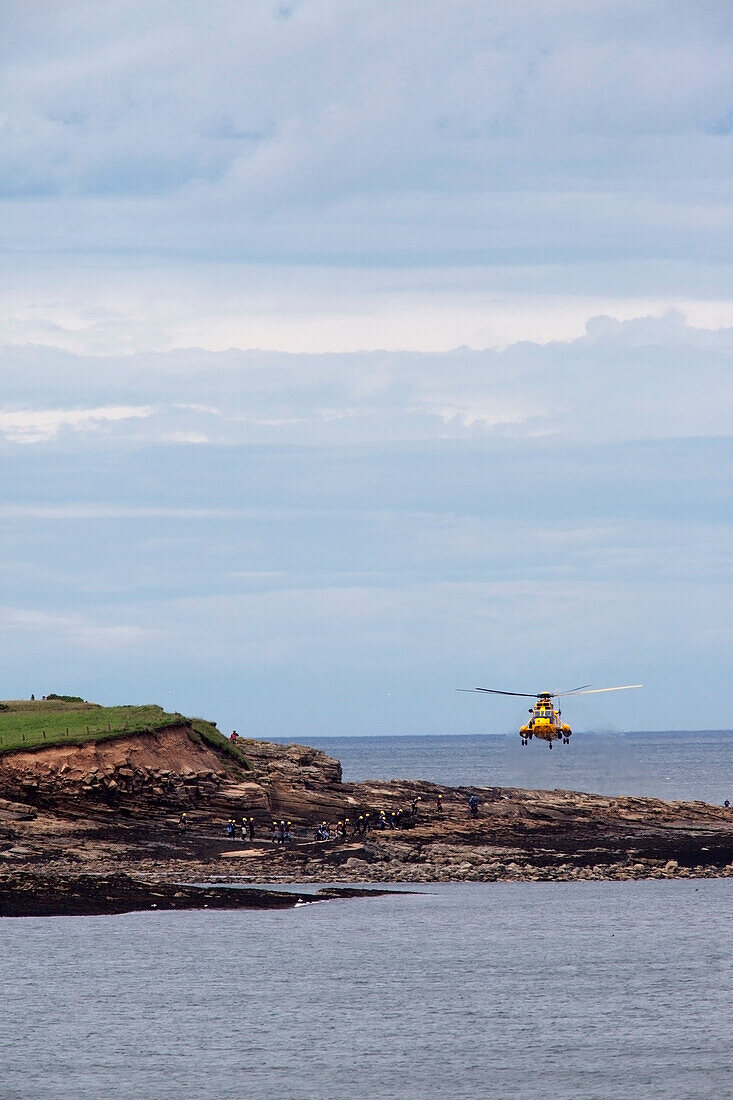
468, 795, 479, 819
179, 812, 188, 829
248, 817, 255, 840
436, 794, 444, 814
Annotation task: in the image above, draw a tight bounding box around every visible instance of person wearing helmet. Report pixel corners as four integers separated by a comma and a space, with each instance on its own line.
248, 816, 255, 840
436, 794, 444, 814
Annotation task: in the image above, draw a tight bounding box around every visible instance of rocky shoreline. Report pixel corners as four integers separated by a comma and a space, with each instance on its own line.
1, 728, 731, 912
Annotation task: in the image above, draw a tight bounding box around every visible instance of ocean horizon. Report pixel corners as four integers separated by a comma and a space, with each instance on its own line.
274, 728, 733, 807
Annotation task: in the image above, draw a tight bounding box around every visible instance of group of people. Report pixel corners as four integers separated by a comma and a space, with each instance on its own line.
312, 793, 479, 841
216, 791, 481, 845
270, 819, 293, 844
225, 817, 256, 840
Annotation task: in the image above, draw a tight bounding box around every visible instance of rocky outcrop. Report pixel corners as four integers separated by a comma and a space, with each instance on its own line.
0, 731, 731, 885
0, 728, 345, 814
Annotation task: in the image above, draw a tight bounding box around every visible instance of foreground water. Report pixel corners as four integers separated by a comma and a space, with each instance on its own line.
300, 729, 733, 805
2, 881, 731, 1099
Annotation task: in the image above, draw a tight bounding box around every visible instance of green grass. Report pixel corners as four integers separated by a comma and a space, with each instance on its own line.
0, 700, 248, 768
188, 719, 251, 769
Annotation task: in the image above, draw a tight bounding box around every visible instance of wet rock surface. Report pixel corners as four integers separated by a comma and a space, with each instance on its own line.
0, 871, 391, 917
1, 730, 731, 911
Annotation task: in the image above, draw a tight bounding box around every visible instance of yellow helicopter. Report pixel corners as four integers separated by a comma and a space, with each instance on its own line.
458, 684, 642, 748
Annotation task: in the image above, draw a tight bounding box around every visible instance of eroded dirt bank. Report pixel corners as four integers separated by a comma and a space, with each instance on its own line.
1, 729, 732, 903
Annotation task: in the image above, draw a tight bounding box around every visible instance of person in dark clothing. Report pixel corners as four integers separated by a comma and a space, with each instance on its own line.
467, 795, 479, 818
248, 817, 255, 840
436, 794, 444, 814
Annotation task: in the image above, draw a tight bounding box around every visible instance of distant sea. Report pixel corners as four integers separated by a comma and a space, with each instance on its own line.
291, 729, 733, 806
2, 731, 731, 1099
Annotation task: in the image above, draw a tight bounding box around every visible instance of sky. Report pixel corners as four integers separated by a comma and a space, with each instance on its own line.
1, 1, 731, 735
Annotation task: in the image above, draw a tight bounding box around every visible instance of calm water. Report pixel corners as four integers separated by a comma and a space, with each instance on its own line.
2, 882, 731, 1099
300, 730, 733, 805
2, 733, 732, 1098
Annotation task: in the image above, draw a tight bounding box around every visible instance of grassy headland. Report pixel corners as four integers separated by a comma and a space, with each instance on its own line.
0, 699, 249, 767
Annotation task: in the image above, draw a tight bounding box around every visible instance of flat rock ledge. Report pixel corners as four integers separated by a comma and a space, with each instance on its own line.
0, 871, 391, 918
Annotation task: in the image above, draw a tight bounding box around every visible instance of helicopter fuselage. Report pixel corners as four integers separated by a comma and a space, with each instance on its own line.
519, 693, 571, 746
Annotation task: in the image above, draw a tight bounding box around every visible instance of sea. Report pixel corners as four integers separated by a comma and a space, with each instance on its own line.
302, 728, 733, 805
2, 731, 732, 1100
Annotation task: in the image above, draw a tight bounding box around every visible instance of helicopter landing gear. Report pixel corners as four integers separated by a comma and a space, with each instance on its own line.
549, 741, 553, 749
563, 737, 570, 745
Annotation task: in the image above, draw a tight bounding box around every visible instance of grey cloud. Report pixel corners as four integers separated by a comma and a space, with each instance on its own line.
1, 2, 732, 266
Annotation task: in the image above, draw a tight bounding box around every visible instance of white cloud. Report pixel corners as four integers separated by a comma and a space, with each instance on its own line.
0, 405, 155, 443
0, 607, 148, 649
0, 312, 729, 445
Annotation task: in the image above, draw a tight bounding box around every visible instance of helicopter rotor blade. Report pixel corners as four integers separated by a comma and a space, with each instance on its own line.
458, 687, 541, 698
553, 684, 592, 696
558, 684, 643, 696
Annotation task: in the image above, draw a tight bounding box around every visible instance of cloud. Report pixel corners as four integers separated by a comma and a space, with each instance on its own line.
0, 312, 729, 445
1, 1, 731, 270
0, 606, 148, 649
0, 404, 155, 443
0, 5, 730, 732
